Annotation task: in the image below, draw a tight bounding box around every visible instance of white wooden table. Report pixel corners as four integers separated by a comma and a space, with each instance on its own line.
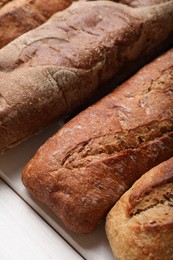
0, 122, 114, 260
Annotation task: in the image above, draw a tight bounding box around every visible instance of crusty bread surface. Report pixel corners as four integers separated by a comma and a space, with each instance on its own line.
106, 157, 173, 260
0, 0, 75, 48
116, 0, 171, 7
22, 48, 173, 233
0, 0, 173, 152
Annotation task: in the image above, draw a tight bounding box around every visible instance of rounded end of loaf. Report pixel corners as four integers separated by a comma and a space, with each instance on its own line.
105, 157, 173, 260
21, 139, 103, 234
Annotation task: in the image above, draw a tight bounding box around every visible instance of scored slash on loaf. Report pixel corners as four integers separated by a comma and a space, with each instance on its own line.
22, 48, 173, 233
0, 0, 173, 151
106, 157, 173, 260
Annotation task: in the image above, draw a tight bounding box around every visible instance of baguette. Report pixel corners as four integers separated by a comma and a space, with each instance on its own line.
0, 0, 155, 49
0, 0, 173, 152
0, 0, 75, 48
22, 48, 173, 233
106, 157, 173, 260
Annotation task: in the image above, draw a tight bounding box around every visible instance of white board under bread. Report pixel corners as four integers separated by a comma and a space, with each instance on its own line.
0, 179, 82, 260
0, 122, 114, 260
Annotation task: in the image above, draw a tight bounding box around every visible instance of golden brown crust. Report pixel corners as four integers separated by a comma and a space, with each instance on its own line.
106, 157, 173, 260
22, 48, 173, 233
0, 0, 74, 48
0, 0, 173, 152
128, 157, 173, 214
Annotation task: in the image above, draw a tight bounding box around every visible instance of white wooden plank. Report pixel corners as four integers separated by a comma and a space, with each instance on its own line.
0, 123, 114, 260
0, 178, 82, 260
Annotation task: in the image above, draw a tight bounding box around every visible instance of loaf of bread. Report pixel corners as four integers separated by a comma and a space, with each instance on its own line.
1, 0, 173, 152
0, 0, 75, 48
106, 157, 173, 260
22, 47, 173, 233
